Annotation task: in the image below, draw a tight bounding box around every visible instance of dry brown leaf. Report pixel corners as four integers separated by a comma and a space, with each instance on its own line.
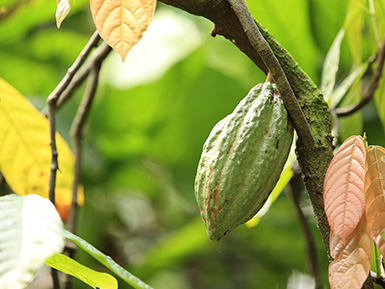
365, 145, 385, 256
329, 215, 372, 289
324, 135, 366, 240
90, 0, 156, 61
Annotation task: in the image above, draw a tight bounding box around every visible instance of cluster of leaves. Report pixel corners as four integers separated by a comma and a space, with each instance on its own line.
324, 135, 385, 288
0, 0, 160, 287
0, 79, 155, 288
0, 0, 385, 288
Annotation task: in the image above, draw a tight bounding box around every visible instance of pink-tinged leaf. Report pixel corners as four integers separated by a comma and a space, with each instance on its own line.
365, 145, 385, 257
329, 215, 372, 289
324, 135, 366, 240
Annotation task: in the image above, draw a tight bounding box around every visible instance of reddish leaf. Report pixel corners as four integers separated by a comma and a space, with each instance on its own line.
329, 215, 372, 289
324, 135, 366, 240
365, 145, 385, 256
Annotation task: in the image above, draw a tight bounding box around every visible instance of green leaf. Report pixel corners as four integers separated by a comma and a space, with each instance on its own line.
0, 194, 65, 288
46, 253, 118, 289
330, 61, 368, 109
346, 0, 365, 65
339, 86, 363, 140
141, 217, 210, 273
308, 0, 348, 53
245, 0, 320, 80
374, 65, 385, 133
0, 0, 89, 43
320, 28, 345, 104
374, 0, 385, 41
64, 230, 154, 289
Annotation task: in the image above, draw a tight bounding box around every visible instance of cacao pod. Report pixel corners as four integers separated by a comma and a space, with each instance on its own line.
195, 82, 294, 240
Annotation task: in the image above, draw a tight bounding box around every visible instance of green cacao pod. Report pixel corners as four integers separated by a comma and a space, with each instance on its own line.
195, 82, 294, 240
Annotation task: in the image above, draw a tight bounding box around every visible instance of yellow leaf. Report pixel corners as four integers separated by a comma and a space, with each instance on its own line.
90, 0, 156, 61
46, 253, 118, 289
0, 77, 83, 222
329, 215, 372, 289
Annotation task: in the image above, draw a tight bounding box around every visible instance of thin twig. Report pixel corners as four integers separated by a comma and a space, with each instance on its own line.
64, 45, 109, 289
57, 42, 112, 110
288, 171, 321, 289
46, 30, 101, 289
68, 63, 101, 234
0, 173, 5, 193
65, 42, 111, 234
46, 30, 101, 204
51, 269, 61, 289
227, 0, 314, 146
49, 30, 101, 104
47, 101, 58, 205
371, 271, 385, 288
335, 35, 385, 117
64, 67, 100, 288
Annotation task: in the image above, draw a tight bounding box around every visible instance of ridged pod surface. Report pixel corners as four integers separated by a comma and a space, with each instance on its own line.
195, 82, 294, 240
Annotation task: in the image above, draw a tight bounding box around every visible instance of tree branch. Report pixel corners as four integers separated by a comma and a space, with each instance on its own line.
371, 271, 385, 288
56, 42, 112, 110
335, 34, 385, 117
46, 30, 101, 205
64, 62, 103, 289
51, 269, 61, 289
46, 30, 104, 289
227, 0, 314, 146
159, 2, 334, 260
68, 59, 104, 234
288, 171, 321, 289
160, 0, 334, 260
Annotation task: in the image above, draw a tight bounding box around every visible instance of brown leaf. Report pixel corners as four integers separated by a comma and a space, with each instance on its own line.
329, 215, 372, 289
90, 0, 156, 61
365, 145, 385, 256
324, 135, 366, 240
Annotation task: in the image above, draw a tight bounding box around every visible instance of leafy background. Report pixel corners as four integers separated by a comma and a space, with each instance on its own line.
1, 0, 385, 288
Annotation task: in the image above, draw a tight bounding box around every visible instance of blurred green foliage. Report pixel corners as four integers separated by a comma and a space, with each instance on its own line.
1, 0, 385, 288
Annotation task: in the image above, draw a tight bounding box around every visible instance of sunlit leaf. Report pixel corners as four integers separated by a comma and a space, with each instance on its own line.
364, 145, 385, 257
245, 0, 320, 79
0, 0, 88, 44
46, 253, 118, 289
246, 142, 296, 229
324, 135, 366, 240
339, 85, 363, 141
346, 0, 364, 65
320, 28, 345, 104
56, 0, 71, 28
64, 230, 154, 289
0, 77, 83, 222
330, 61, 368, 109
329, 215, 372, 289
90, 0, 156, 61
374, 66, 385, 134
0, 194, 65, 289
374, 0, 385, 41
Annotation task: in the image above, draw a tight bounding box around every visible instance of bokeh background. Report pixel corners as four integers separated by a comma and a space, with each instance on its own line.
1, 0, 384, 288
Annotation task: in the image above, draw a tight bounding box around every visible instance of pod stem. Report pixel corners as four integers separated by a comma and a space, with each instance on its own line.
227, 0, 314, 146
